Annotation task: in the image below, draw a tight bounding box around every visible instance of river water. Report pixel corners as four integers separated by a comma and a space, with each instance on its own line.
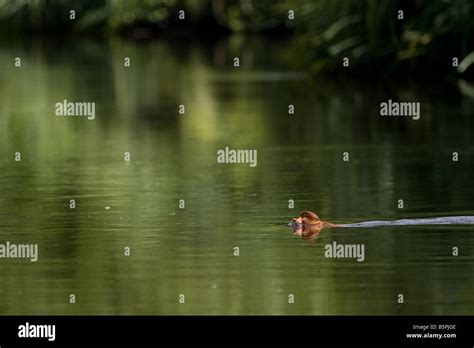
0, 36, 473, 314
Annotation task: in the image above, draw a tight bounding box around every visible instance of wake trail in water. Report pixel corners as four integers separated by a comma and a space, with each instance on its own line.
338, 216, 474, 228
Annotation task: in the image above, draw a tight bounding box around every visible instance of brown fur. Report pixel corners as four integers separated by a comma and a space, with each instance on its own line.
290, 211, 337, 240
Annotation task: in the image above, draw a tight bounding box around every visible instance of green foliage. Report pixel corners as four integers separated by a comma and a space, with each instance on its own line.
295, 0, 474, 73
0, 0, 472, 75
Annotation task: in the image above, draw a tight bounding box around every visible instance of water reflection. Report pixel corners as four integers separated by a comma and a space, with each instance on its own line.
0, 35, 473, 315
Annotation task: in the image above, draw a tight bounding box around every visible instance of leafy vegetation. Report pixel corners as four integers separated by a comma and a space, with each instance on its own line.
0, 0, 472, 76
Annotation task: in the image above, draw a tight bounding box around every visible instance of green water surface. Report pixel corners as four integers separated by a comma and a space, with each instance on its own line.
0, 36, 473, 315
